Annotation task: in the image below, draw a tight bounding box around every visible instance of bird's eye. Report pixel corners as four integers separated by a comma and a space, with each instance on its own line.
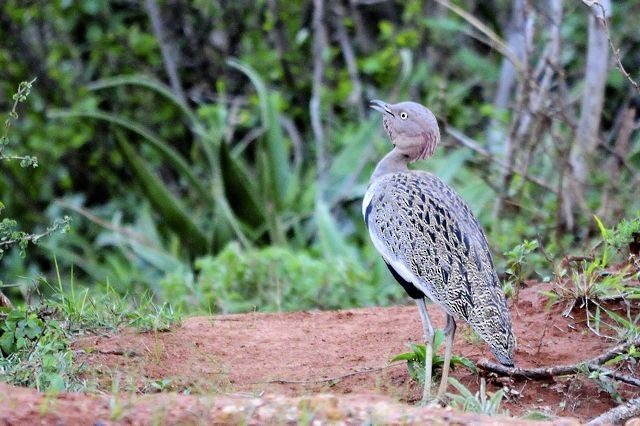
400, 112, 408, 119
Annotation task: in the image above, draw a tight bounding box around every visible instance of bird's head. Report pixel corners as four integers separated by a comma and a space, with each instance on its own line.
369, 99, 440, 163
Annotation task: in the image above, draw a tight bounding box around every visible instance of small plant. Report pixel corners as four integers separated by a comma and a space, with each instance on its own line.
1, 78, 38, 167
166, 242, 373, 314
540, 215, 640, 338
578, 364, 624, 404
0, 268, 181, 393
390, 329, 477, 386
502, 239, 538, 298
446, 377, 505, 416
0, 305, 77, 392
604, 343, 640, 366
0, 79, 71, 306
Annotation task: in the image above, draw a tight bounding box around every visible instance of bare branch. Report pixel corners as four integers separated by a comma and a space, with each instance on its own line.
587, 397, 640, 425
0, 290, 11, 308
144, 0, 187, 104
445, 126, 557, 194
332, 1, 365, 120
479, 340, 640, 386
582, 0, 640, 93
311, 0, 329, 195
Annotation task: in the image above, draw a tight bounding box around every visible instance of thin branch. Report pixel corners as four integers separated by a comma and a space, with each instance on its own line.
332, 1, 365, 120
0, 216, 70, 248
588, 397, 640, 425
144, 0, 187, 104
444, 125, 557, 194
479, 340, 640, 386
582, 0, 640, 93
311, 0, 329, 196
0, 290, 11, 308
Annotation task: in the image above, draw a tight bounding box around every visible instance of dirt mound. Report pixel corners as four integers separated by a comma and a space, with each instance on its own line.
0, 282, 637, 424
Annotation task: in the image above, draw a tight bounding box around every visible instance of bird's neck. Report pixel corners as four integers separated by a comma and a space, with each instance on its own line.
370, 147, 409, 182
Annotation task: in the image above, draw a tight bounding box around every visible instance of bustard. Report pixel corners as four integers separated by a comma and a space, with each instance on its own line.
364, 99, 515, 401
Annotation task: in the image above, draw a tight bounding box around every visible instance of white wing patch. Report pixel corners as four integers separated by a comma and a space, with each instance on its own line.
367, 215, 438, 303
362, 185, 376, 218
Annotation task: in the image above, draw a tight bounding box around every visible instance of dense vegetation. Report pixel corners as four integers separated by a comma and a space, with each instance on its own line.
1, 0, 639, 316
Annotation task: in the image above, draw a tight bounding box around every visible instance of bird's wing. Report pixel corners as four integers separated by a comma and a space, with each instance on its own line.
363, 172, 502, 322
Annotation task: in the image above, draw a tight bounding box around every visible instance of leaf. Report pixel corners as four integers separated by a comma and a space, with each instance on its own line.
86, 75, 199, 129
390, 352, 416, 363
433, 329, 445, 350
219, 141, 266, 228
227, 59, 291, 209
114, 132, 209, 255
448, 377, 475, 399
451, 355, 478, 374
314, 200, 357, 259
0, 330, 15, 354
48, 109, 213, 206
85, 75, 217, 169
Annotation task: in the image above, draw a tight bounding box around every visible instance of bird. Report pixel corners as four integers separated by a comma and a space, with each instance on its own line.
364, 99, 515, 402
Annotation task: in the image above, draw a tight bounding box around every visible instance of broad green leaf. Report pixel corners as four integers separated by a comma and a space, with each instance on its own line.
219, 141, 265, 228
48, 109, 213, 206
314, 200, 357, 259
227, 59, 291, 209
114, 132, 209, 255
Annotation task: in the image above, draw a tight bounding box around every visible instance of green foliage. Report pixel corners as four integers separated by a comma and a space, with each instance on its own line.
520, 411, 554, 421
2, 0, 640, 318
0, 80, 71, 300
600, 211, 640, 252
446, 377, 506, 416
0, 78, 38, 167
502, 239, 539, 298
540, 215, 640, 338
159, 242, 375, 314
390, 329, 477, 385
578, 364, 623, 404
0, 269, 181, 392
0, 306, 76, 392
604, 344, 640, 366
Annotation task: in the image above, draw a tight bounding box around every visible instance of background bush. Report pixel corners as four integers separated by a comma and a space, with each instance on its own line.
1, 0, 639, 313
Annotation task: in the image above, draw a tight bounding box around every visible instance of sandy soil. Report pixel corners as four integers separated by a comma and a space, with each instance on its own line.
0, 282, 638, 425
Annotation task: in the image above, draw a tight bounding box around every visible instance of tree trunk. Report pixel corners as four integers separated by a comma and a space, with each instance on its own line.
567, 0, 612, 227
486, 0, 526, 151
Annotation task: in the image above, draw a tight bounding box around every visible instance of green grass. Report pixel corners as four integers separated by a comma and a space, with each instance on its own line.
446, 377, 506, 416
0, 262, 181, 392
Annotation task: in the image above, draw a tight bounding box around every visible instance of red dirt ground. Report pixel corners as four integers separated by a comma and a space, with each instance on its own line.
0, 282, 638, 424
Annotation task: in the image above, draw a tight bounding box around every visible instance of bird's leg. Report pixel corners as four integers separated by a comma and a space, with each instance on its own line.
436, 314, 457, 399
416, 298, 434, 402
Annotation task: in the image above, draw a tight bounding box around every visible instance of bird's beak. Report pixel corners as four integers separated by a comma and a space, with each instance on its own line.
369, 99, 394, 117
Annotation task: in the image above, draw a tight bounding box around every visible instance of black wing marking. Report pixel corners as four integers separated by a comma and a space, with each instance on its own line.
384, 261, 425, 299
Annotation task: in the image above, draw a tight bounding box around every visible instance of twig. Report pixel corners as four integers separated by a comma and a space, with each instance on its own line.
582, 0, 640, 94
587, 397, 640, 425
94, 349, 140, 357
144, 0, 187, 104
0, 216, 70, 249
332, 1, 365, 120
434, 0, 523, 71
258, 364, 399, 385
444, 125, 557, 194
479, 340, 640, 386
310, 0, 329, 197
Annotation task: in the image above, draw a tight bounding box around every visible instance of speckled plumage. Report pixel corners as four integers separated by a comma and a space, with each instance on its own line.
365, 99, 515, 400
364, 171, 515, 365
